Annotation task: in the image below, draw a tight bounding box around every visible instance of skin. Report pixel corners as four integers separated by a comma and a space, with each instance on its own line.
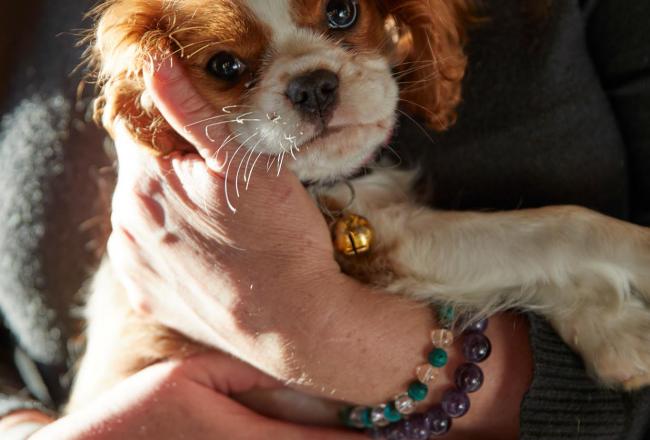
1, 58, 533, 439
30, 353, 364, 440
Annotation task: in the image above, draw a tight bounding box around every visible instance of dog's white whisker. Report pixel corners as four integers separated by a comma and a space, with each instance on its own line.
224, 131, 259, 211
235, 147, 255, 198
223, 144, 244, 213
185, 112, 235, 129
205, 115, 261, 130
277, 151, 286, 177
222, 104, 255, 113
246, 151, 265, 191
213, 131, 244, 161
243, 137, 264, 184
266, 155, 276, 172
396, 107, 435, 145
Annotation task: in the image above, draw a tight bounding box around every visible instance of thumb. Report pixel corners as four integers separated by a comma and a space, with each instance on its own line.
176, 352, 281, 395
144, 56, 237, 171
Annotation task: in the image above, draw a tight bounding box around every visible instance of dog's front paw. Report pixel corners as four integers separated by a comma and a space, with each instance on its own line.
559, 302, 650, 390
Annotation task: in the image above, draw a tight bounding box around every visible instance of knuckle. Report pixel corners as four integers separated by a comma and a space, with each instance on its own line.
135, 192, 167, 228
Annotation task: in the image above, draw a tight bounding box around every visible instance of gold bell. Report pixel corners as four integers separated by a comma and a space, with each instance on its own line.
333, 214, 374, 256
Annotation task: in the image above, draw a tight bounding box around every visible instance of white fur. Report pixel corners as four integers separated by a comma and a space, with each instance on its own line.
243, 0, 295, 39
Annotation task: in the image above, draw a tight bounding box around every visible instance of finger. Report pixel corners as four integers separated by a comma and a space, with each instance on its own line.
112, 120, 164, 178
168, 355, 365, 440
212, 398, 367, 440
106, 229, 155, 316
111, 180, 168, 238
260, 423, 367, 440
144, 56, 231, 170
176, 352, 281, 394
168, 153, 234, 214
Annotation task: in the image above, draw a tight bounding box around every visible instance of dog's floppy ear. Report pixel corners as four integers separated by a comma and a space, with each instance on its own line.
386, 0, 472, 131
88, 0, 186, 154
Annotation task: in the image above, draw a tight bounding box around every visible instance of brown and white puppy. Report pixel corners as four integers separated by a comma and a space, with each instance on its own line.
71, 0, 650, 423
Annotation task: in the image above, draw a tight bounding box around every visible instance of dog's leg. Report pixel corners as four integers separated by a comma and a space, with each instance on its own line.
351, 203, 650, 387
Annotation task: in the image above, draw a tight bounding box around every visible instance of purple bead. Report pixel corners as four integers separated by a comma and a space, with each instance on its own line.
463, 331, 492, 363
426, 405, 452, 436
465, 318, 489, 333
403, 414, 430, 440
441, 389, 471, 418
376, 424, 408, 440
455, 363, 484, 393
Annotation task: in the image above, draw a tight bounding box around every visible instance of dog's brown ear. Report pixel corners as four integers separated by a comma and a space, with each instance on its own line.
89, 0, 186, 154
386, 0, 472, 131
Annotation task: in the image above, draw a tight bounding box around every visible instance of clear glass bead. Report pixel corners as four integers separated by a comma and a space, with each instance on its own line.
371, 405, 389, 427
416, 363, 440, 384
395, 393, 417, 415
431, 329, 454, 348
348, 406, 368, 429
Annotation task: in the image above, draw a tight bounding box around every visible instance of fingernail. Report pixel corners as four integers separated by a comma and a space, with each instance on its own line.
206, 156, 226, 173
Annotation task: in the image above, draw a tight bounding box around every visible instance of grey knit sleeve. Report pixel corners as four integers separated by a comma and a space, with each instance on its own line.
519, 314, 650, 440
0, 396, 50, 420
0, 350, 52, 419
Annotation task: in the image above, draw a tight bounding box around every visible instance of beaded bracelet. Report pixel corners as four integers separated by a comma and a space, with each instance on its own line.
341, 306, 492, 439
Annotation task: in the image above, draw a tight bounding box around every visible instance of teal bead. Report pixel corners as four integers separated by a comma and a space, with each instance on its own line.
384, 402, 402, 422
439, 305, 455, 326
339, 407, 354, 427
429, 348, 448, 368
408, 381, 429, 401
360, 407, 372, 428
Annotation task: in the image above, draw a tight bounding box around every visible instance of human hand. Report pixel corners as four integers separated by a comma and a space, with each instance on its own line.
31, 353, 364, 440
108, 56, 344, 375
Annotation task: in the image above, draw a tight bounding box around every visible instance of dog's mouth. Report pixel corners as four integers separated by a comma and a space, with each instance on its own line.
293, 117, 395, 185
302, 117, 394, 150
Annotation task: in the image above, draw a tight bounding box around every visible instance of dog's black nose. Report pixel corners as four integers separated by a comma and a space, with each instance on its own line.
286, 69, 339, 120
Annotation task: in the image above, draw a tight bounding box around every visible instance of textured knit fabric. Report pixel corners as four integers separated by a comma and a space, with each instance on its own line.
521, 315, 630, 440
0, 0, 111, 410
0, 0, 649, 439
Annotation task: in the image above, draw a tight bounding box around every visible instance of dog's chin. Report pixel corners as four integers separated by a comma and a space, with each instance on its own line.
289, 118, 394, 184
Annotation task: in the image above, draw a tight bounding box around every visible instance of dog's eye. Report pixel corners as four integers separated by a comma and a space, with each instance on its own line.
207, 52, 247, 82
326, 0, 359, 30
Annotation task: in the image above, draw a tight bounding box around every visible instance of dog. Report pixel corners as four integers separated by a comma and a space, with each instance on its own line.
70, 0, 650, 427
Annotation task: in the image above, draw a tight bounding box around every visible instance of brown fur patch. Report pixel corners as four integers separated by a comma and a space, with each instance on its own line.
90, 0, 271, 154
384, 0, 473, 130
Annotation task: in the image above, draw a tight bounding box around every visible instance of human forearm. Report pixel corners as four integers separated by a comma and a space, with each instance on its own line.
273, 274, 532, 439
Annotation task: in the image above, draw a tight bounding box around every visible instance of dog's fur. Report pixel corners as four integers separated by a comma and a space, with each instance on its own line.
70, 0, 650, 423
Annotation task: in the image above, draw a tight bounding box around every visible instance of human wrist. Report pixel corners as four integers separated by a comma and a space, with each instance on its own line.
269, 277, 531, 438
275, 273, 449, 404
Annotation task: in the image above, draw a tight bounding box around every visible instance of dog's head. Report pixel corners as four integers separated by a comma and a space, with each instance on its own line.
91, 0, 470, 182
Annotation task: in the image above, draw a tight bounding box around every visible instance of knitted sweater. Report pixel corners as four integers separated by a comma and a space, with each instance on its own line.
1, 0, 649, 438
